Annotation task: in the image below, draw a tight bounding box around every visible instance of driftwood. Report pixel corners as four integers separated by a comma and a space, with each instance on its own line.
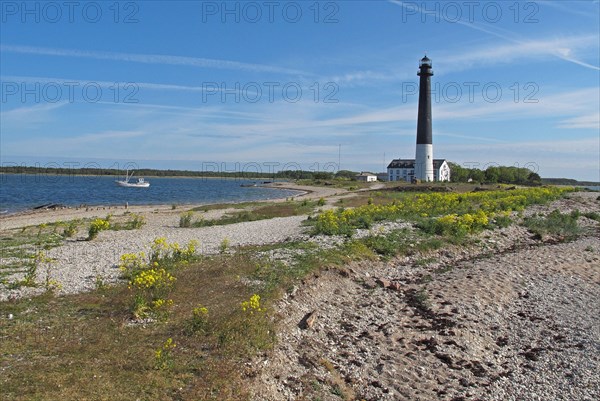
33, 203, 65, 210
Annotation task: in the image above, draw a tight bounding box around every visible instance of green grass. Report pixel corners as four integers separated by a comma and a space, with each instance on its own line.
523, 209, 582, 240
190, 200, 318, 227
190, 201, 270, 212
109, 213, 146, 231
1, 230, 382, 400
582, 211, 600, 222
0, 231, 388, 400
0, 252, 275, 401
0, 228, 64, 284
295, 178, 372, 190
362, 229, 412, 259
361, 229, 446, 260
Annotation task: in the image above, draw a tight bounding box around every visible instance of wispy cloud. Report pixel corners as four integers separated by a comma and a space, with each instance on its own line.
439, 36, 600, 72
0, 44, 311, 76
0, 102, 69, 131
74, 130, 146, 142
0, 101, 67, 120
1, 75, 332, 105
389, 1, 600, 71
536, 0, 600, 19
558, 112, 600, 129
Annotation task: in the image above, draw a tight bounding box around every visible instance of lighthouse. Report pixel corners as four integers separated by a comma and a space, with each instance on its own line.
387, 55, 451, 183
414, 55, 434, 182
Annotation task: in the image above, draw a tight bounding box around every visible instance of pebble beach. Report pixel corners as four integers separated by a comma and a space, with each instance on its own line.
250, 191, 600, 401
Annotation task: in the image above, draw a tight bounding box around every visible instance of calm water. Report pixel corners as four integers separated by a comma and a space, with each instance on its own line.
0, 174, 302, 214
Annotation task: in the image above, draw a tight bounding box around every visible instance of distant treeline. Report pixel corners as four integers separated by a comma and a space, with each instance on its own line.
5, 165, 594, 186
448, 163, 542, 185
0, 166, 357, 180
541, 178, 600, 186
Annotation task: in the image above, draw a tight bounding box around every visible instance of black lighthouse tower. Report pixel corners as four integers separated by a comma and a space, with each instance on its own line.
415, 55, 434, 181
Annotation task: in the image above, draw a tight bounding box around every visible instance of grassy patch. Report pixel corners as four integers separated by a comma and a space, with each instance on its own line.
109, 213, 146, 231
189, 200, 317, 227
361, 229, 445, 261
0, 226, 65, 285
362, 229, 412, 259
523, 209, 581, 240
582, 211, 600, 222
295, 178, 371, 190
190, 201, 269, 212
0, 250, 276, 400
311, 186, 572, 237
248, 239, 375, 293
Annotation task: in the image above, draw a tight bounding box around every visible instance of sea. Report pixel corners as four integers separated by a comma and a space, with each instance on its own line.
0, 174, 304, 215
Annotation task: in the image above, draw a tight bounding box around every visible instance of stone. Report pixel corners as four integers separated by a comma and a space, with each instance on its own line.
298, 311, 317, 330
376, 278, 391, 288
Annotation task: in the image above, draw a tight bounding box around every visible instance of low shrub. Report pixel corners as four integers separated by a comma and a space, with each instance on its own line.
187, 305, 209, 334
362, 230, 410, 259
179, 211, 194, 228
87, 218, 110, 240
154, 338, 176, 370
492, 213, 512, 228
62, 220, 79, 238
219, 237, 230, 254
120, 237, 198, 319
126, 213, 146, 229
523, 209, 581, 239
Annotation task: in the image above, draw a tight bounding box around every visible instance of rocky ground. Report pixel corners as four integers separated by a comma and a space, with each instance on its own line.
250, 192, 600, 401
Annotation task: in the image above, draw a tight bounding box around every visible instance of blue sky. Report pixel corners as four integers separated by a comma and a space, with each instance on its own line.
1, 0, 599, 180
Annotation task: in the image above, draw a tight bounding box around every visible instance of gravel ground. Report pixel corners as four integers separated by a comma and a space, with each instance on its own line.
0, 212, 307, 301
250, 192, 600, 401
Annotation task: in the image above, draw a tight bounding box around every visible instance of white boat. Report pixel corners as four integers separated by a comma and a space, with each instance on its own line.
115, 170, 150, 188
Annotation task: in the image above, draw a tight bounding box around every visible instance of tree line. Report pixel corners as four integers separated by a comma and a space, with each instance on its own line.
448, 163, 541, 185
3, 165, 574, 186
0, 166, 356, 180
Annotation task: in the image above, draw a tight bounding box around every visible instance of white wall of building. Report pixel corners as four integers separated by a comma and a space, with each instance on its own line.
387, 160, 451, 182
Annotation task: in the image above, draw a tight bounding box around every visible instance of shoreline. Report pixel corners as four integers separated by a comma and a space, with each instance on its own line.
0, 182, 340, 231
0, 181, 348, 301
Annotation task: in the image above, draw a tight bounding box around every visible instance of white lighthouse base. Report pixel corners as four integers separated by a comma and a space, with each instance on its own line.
415, 144, 434, 182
